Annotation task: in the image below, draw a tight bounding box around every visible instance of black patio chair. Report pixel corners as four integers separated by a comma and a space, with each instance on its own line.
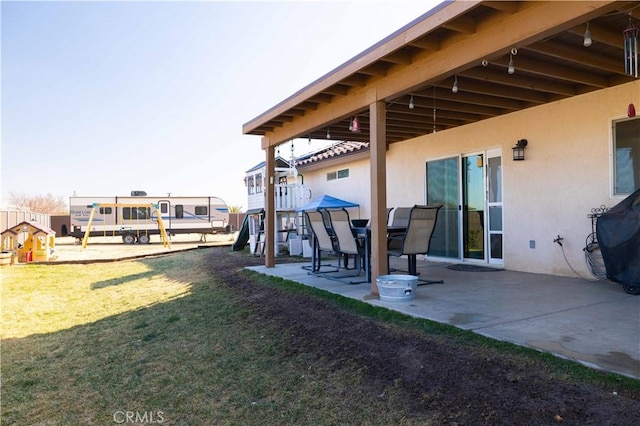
302, 210, 339, 273
387, 204, 444, 285
325, 208, 368, 284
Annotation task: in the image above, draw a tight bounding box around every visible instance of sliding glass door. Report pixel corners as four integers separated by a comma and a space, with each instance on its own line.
426, 150, 503, 265
425, 157, 460, 259
463, 154, 485, 260
486, 149, 503, 264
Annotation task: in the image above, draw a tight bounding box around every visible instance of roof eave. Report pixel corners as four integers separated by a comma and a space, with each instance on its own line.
242, 0, 475, 135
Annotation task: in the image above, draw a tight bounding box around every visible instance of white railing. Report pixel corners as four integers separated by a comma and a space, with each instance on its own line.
246, 184, 311, 212
274, 184, 310, 211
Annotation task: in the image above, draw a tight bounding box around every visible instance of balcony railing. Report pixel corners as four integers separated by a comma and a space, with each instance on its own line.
275, 184, 310, 210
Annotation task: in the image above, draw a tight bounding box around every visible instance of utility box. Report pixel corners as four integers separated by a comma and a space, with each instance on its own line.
288, 236, 302, 256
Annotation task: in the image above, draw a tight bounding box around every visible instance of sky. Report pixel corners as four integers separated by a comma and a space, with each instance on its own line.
1, 0, 442, 210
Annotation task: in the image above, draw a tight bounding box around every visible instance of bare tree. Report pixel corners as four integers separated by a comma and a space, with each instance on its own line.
9, 192, 68, 215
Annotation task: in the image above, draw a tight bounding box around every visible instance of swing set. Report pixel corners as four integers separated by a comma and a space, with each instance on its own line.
81, 203, 171, 249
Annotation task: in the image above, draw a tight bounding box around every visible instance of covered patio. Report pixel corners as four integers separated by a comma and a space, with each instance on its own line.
247, 257, 640, 379
243, 1, 640, 295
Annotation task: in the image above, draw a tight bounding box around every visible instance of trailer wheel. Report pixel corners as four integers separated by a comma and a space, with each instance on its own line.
138, 234, 150, 244
122, 233, 136, 245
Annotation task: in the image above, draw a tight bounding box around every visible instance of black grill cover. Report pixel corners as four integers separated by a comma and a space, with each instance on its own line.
596, 189, 640, 286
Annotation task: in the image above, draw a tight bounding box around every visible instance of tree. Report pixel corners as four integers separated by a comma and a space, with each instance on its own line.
8, 192, 68, 215
228, 205, 243, 213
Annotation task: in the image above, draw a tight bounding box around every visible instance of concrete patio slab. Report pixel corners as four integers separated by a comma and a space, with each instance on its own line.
247, 259, 640, 379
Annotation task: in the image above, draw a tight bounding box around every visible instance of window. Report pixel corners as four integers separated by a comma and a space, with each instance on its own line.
175, 205, 184, 219
195, 206, 208, 215
99, 207, 112, 215
255, 173, 263, 193
613, 117, 640, 195
327, 168, 349, 181
160, 204, 168, 214
247, 176, 254, 194
123, 207, 150, 220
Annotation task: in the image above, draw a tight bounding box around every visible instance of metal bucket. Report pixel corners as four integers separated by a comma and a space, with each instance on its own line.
377, 275, 418, 302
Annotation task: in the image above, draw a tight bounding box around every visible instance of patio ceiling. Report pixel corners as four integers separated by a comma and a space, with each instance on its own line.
243, 1, 639, 148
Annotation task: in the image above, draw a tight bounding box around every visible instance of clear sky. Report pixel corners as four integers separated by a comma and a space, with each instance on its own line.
2, 0, 441, 210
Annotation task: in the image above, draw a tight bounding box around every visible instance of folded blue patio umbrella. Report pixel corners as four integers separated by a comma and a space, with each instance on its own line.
295, 195, 359, 212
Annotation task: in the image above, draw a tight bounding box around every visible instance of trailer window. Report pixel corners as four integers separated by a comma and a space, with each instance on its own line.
175, 205, 184, 219
99, 207, 112, 215
195, 206, 208, 215
160, 204, 168, 214
123, 207, 151, 220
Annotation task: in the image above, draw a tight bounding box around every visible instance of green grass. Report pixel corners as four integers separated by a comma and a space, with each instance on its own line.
2, 250, 638, 425
1, 251, 423, 425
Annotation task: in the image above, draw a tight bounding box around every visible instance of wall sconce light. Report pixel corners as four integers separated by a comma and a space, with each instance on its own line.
512, 139, 528, 161
629, 103, 637, 117
583, 22, 592, 47
349, 116, 360, 133
408, 94, 414, 110
452, 75, 458, 93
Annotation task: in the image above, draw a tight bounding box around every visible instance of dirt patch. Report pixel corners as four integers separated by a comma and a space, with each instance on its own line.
204, 247, 640, 425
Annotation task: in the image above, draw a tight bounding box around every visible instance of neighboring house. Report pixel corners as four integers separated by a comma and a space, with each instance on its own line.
243, 1, 640, 287
243, 157, 311, 255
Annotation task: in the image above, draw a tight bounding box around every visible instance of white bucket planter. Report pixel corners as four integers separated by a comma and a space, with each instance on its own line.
377, 275, 418, 302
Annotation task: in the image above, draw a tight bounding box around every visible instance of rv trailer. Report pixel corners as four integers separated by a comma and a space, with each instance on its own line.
69, 192, 230, 244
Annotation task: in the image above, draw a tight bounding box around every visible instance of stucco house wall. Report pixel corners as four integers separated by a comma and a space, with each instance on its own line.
301, 157, 372, 221
297, 80, 639, 278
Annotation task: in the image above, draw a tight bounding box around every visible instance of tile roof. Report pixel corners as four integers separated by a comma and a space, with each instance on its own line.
295, 141, 369, 166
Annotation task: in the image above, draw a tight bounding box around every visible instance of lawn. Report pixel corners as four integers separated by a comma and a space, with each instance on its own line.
2, 248, 639, 425
1, 250, 418, 425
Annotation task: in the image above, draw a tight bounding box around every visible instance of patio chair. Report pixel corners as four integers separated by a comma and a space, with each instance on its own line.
386, 207, 394, 226
303, 210, 339, 273
387, 204, 444, 285
325, 208, 367, 283
387, 206, 412, 254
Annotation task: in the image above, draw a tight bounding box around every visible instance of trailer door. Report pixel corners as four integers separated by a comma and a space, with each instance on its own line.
159, 200, 171, 229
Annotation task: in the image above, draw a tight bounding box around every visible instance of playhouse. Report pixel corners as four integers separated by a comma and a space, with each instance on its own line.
1, 221, 56, 265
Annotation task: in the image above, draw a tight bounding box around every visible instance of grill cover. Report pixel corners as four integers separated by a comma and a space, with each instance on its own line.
596, 189, 640, 286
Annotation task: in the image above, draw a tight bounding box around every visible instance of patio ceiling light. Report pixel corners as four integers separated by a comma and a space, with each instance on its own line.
452, 75, 458, 93
409, 94, 414, 110
508, 48, 517, 74
583, 22, 592, 47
